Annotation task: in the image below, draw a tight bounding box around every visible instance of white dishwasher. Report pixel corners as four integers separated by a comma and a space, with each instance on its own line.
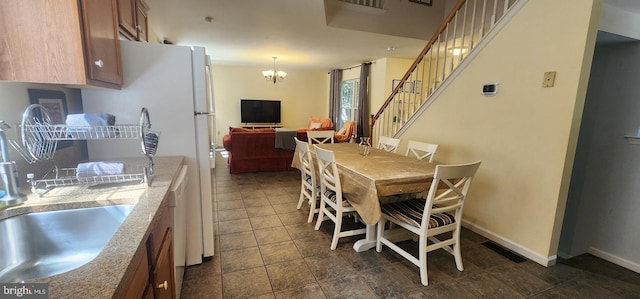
168, 164, 188, 299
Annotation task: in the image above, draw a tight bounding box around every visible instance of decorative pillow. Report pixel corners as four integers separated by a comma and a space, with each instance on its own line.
310, 122, 323, 129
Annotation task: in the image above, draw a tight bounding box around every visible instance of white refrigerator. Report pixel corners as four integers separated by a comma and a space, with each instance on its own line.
80, 42, 215, 269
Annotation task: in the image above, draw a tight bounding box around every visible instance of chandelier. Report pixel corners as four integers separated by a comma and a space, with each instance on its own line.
262, 57, 286, 84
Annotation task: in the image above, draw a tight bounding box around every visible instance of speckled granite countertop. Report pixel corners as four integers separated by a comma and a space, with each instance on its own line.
0, 156, 184, 298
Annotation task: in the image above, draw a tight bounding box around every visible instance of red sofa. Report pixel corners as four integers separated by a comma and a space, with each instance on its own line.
222, 127, 306, 174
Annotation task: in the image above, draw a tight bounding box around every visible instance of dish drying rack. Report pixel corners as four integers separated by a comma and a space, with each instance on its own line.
11, 105, 158, 195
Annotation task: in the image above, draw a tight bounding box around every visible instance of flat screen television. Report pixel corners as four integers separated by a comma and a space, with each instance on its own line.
240, 99, 281, 124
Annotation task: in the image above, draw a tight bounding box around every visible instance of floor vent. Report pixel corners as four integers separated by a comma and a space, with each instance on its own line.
481, 241, 527, 263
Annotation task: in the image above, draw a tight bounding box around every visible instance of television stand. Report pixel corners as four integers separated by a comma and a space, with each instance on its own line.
240, 124, 282, 129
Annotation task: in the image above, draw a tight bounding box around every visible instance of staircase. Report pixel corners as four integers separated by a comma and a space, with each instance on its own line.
370, 0, 524, 143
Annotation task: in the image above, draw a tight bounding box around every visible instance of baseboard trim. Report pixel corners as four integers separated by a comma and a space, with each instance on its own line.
462, 220, 556, 267
588, 246, 640, 273
556, 250, 575, 260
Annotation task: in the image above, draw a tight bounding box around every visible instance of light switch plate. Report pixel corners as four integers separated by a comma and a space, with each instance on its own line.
543, 71, 556, 87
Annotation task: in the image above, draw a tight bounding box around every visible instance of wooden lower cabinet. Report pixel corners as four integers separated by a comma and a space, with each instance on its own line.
121, 249, 150, 298
142, 284, 154, 299
121, 203, 175, 298
152, 228, 175, 299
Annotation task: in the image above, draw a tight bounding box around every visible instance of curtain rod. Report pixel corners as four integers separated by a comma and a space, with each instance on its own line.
327, 61, 374, 74
342, 61, 373, 71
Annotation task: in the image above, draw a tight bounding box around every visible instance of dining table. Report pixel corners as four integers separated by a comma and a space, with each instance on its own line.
293, 142, 437, 252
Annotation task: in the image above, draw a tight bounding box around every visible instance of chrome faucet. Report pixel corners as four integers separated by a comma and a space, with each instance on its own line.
0, 120, 27, 206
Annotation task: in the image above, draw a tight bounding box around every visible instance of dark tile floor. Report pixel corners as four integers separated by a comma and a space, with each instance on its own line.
180, 151, 640, 298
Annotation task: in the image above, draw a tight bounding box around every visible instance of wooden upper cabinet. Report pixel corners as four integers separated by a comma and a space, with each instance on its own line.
136, 0, 149, 42
118, 0, 149, 42
0, 0, 122, 89
117, 0, 137, 39
80, 0, 123, 87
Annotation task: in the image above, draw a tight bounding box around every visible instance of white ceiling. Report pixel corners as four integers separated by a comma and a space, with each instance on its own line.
146, 0, 639, 71
145, 0, 449, 70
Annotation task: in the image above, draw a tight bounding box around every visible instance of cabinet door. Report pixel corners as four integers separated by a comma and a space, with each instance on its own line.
0, 0, 86, 85
143, 284, 154, 299
79, 0, 123, 87
152, 228, 175, 299
117, 0, 137, 39
121, 249, 150, 298
136, 0, 149, 42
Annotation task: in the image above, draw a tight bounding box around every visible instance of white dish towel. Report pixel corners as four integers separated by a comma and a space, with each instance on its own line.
66, 113, 116, 127
76, 162, 125, 178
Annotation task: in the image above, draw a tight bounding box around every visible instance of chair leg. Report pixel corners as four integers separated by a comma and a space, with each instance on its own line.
376, 218, 385, 252
314, 200, 326, 231
296, 185, 305, 210
453, 242, 464, 271
330, 209, 342, 250
419, 235, 429, 286
307, 195, 316, 223
453, 227, 464, 271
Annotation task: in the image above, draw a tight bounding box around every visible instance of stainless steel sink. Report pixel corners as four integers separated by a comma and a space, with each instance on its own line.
0, 204, 135, 282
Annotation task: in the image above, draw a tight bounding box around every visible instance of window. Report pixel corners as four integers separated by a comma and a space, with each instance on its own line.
339, 79, 359, 134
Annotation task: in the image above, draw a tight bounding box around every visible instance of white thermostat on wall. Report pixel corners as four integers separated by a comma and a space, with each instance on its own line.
482, 83, 498, 96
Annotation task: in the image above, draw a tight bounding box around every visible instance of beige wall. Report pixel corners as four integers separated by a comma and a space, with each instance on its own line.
211, 65, 328, 145
399, 0, 600, 264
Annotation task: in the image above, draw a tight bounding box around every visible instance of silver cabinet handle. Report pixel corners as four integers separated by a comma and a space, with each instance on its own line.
157, 281, 167, 290
94, 60, 104, 68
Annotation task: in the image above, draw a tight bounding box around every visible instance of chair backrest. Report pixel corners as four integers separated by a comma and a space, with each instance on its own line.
307, 130, 335, 144
421, 161, 481, 229
313, 145, 343, 201
377, 136, 401, 153
295, 137, 316, 185
405, 140, 439, 163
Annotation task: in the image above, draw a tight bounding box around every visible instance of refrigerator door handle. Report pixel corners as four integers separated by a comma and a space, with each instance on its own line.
194, 112, 215, 116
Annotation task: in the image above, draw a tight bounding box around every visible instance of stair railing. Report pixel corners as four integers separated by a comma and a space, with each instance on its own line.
369, 0, 519, 144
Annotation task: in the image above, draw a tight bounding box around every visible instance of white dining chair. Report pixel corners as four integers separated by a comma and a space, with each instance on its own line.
307, 130, 334, 144
376, 160, 481, 286
405, 140, 439, 163
377, 136, 401, 153
294, 137, 320, 223
313, 145, 366, 250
